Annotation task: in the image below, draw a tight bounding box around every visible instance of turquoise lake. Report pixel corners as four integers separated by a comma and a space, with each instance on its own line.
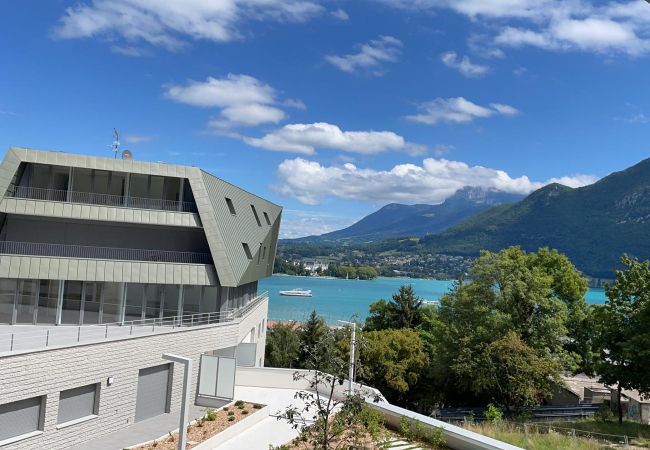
259, 275, 608, 323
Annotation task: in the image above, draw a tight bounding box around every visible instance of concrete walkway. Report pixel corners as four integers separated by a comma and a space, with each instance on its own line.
216, 386, 316, 450
68, 405, 207, 450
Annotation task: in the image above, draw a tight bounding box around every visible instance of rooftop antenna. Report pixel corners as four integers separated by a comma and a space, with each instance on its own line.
111, 128, 120, 159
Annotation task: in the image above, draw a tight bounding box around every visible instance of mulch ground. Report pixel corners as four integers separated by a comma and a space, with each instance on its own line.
132, 402, 264, 450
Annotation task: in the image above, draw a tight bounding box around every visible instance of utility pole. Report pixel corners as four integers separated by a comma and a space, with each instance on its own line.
337, 320, 356, 394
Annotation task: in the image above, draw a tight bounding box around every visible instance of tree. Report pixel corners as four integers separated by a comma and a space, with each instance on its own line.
298, 311, 329, 369
432, 247, 587, 407
358, 328, 428, 406
365, 285, 423, 331
595, 255, 650, 424
265, 324, 300, 368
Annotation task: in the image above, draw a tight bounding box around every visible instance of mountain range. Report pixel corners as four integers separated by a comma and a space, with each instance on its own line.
294, 187, 524, 244
288, 157, 650, 278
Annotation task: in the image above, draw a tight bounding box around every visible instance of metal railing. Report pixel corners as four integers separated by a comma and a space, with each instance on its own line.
9, 186, 198, 213
0, 240, 212, 264
0, 291, 268, 353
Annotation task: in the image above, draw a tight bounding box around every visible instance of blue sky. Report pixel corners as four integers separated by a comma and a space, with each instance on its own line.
1, 0, 650, 238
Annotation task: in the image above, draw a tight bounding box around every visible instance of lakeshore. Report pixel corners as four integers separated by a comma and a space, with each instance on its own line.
260, 274, 608, 323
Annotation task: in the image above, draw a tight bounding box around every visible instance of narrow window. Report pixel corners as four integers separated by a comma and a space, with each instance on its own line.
263, 212, 271, 226
225, 198, 236, 215
242, 243, 253, 260
0, 396, 44, 442
58, 384, 99, 425
251, 205, 262, 227
262, 246, 267, 260
257, 244, 262, 264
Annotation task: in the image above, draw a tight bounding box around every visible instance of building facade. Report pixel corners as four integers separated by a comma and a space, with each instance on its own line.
0, 147, 281, 449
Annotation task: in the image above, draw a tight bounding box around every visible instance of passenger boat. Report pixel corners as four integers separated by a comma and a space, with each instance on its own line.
279, 288, 313, 297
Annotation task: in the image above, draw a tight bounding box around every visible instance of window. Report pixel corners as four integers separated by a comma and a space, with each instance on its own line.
242, 243, 253, 260
251, 205, 262, 227
263, 212, 271, 225
0, 396, 44, 443
262, 246, 267, 261
225, 198, 236, 215
257, 244, 262, 264
57, 384, 98, 426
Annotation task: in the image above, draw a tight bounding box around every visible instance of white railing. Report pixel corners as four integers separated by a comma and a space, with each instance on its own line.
0, 292, 268, 354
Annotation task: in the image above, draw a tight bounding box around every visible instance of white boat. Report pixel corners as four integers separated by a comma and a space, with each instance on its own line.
279, 288, 313, 297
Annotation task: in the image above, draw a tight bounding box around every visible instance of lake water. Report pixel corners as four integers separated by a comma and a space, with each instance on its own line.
259, 275, 608, 323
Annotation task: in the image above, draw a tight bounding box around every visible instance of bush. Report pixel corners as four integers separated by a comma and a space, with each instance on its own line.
223, 406, 229, 411
204, 408, 217, 421
594, 404, 613, 422
485, 403, 504, 423
399, 416, 445, 447
234, 400, 245, 407
242, 410, 249, 415
228, 416, 235, 422
228, 411, 235, 417
253, 404, 263, 409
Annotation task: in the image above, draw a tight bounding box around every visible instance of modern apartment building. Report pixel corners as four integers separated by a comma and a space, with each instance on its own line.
0, 147, 281, 449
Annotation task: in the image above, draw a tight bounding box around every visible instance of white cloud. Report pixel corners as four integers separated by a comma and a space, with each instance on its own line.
123, 134, 156, 144
244, 122, 425, 155
615, 112, 650, 124
432, 144, 454, 156
280, 209, 357, 239
53, 0, 323, 50
405, 97, 519, 125
330, 8, 349, 21
164, 74, 287, 128
275, 157, 598, 205
374, 0, 650, 56
441, 51, 490, 77
325, 36, 402, 74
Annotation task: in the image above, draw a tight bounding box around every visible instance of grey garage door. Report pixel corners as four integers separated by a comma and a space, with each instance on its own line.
135, 364, 171, 422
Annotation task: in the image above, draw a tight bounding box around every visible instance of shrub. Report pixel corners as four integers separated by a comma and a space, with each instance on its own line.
253, 404, 263, 409
234, 400, 245, 407
594, 404, 613, 422
228, 416, 235, 422
228, 411, 235, 417
204, 408, 217, 421
399, 416, 445, 447
242, 410, 249, 415
152, 441, 158, 448
485, 403, 504, 423
223, 406, 229, 411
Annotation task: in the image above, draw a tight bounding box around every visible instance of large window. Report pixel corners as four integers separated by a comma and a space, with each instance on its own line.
15, 280, 38, 324
0, 279, 16, 324
144, 284, 164, 319
61, 281, 83, 324
0, 396, 44, 443
161, 285, 180, 318
57, 384, 98, 425
124, 283, 145, 322
37, 280, 59, 324
83, 282, 102, 324
101, 282, 123, 323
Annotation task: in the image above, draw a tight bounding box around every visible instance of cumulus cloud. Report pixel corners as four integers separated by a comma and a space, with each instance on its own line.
374, 0, 650, 56
53, 0, 324, 50
164, 74, 288, 128
244, 122, 425, 155
325, 36, 402, 74
441, 52, 490, 77
405, 97, 519, 125
275, 157, 598, 205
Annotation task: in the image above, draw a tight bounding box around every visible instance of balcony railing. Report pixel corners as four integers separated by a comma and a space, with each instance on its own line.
0, 240, 212, 264
8, 186, 198, 213
0, 292, 269, 353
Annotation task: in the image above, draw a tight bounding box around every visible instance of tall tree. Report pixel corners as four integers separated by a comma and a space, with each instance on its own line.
365, 285, 423, 330
596, 255, 650, 424
265, 324, 300, 368
298, 310, 329, 369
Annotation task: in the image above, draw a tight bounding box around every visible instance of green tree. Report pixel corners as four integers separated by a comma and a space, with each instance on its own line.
298, 311, 329, 369
358, 328, 428, 406
433, 247, 587, 407
365, 285, 423, 330
596, 255, 650, 424
265, 324, 300, 368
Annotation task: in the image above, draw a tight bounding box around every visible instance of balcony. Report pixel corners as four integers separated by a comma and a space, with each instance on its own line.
8, 186, 198, 213
0, 240, 212, 264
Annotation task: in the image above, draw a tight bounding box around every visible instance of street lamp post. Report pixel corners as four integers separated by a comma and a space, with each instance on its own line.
337, 320, 356, 394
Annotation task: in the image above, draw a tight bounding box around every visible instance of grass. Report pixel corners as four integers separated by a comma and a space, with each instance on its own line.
464, 422, 608, 450
549, 419, 650, 447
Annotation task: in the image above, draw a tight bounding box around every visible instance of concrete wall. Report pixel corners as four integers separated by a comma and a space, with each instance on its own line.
0, 298, 268, 450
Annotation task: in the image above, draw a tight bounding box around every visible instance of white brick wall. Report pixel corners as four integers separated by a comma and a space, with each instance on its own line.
0, 298, 268, 450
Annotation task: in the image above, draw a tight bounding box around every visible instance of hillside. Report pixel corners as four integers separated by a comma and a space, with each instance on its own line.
422, 158, 650, 278
293, 187, 523, 244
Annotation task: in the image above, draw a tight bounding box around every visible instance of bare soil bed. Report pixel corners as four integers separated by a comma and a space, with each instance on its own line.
133, 401, 264, 450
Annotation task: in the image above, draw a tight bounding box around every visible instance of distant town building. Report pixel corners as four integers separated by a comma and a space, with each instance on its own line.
302, 258, 328, 272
